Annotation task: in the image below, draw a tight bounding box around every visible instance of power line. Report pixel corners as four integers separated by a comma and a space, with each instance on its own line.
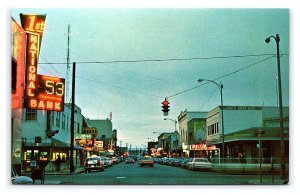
38, 53, 285, 65
40, 55, 64, 77
76, 75, 164, 98
167, 55, 276, 98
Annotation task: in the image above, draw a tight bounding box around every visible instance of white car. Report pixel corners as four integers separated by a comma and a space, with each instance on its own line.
11, 165, 33, 184
187, 158, 212, 171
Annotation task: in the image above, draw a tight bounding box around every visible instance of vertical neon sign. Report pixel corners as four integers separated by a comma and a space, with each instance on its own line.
20, 14, 46, 110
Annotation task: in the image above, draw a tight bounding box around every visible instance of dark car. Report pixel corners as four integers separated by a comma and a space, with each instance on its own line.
84, 156, 105, 173
125, 157, 135, 164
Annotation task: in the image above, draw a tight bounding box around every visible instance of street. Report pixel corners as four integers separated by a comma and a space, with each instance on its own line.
43, 162, 263, 185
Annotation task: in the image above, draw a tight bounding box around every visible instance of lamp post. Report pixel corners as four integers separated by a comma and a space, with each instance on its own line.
164, 118, 177, 132
164, 118, 179, 157
198, 79, 224, 162
265, 34, 286, 180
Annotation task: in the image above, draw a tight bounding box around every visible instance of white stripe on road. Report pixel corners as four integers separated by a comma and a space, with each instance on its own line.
116, 177, 126, 179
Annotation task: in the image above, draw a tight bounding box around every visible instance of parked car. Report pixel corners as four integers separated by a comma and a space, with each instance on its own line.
180, 158, 192, 169
125, 157, 135, 164
103, 157, 112, 167
110, 156, 119, 164
84, 156, 105, 173
138, 157, 154, 167
11, 165, 33, 184
187, 158, 212, 171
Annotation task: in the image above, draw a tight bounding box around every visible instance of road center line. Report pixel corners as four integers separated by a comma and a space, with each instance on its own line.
116, 176, 126, 179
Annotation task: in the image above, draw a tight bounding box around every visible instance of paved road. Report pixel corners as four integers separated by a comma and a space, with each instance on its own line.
43, 162, 267, 185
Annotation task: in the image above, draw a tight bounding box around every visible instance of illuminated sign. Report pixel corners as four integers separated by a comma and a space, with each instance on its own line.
36, 75, 65, 111
191, 144, 207, 150
95, 141, 103, 148
20, 14, 46, 35
20, 14, 47, 111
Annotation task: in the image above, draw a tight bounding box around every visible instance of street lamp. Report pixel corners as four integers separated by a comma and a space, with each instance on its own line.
265, 34, 286, 180
164, 118, 179, 157
198, 78, 225, 162
164, 118, 177, 132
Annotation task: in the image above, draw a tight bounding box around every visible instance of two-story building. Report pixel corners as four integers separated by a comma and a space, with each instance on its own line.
21, 104, 86, 171
206, 106, 289, 163
177, 110, 207, 157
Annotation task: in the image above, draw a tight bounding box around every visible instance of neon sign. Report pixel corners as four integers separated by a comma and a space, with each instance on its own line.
20, 14, 48, 111
29, 75, 65, 112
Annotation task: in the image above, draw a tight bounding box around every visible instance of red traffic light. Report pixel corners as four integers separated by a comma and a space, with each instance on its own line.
161, 98, 170, 115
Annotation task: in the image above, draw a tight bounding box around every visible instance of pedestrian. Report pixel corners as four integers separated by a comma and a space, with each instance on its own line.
56, 155, 61, 172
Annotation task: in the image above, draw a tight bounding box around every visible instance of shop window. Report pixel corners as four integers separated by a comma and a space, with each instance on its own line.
33, 150, 39, 160
40, 152, 48, 161
25, 150, 32, 160
25, 108, 37, 121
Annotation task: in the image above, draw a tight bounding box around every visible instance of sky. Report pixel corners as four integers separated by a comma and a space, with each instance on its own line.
9, 8, 290, 149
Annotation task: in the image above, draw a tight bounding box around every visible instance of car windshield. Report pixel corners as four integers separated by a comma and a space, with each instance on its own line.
195, 158, 209, 163
87, 157, 99, 161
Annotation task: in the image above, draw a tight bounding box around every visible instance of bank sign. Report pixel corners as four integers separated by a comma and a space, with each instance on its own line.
20, 14, 65, 112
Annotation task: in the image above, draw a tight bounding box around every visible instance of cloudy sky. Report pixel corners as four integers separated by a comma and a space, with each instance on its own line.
10, 8, 289, 148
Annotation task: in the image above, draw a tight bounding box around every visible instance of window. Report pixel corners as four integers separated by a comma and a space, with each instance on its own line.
12, 58, 17, 93
62, 113, 65, 130
56, 113, 60, 128
77, 122, 80, 134
66, 116, 69, 131
25, 109, 37, 121
207, 122, 219, 136
51, 112, 55, 125
102, 135, 106, 139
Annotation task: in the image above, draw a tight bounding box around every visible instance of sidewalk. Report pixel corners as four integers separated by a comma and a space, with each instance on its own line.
245, 177, 288, 185
21, 167, 84, 185
44, 167, 84, 175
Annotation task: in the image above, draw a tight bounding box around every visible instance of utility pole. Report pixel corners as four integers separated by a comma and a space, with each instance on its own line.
70, 62, 76, 173
66, 24, 70, 102
265, 34, 286, 180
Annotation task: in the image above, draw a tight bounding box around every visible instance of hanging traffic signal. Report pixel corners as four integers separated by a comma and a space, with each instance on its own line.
161, 98, 170, 116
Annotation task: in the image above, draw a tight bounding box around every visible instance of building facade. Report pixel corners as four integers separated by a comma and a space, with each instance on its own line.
21, 104, 85, 172
86, 119, 114, 155
177, 110, 207, 157
11, 18, 26, 174
206, 106, 289, 163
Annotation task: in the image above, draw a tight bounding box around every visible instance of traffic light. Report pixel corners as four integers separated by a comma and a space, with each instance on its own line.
161, 98, 170, 116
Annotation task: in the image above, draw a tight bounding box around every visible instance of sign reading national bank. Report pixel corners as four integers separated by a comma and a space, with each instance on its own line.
222, 106, 262, 110
20, 14, 47, 111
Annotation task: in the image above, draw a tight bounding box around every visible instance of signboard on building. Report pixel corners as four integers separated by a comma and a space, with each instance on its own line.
20, 14, 47, 110
222, 106, 262, 110
191, 144, 207, 150
95, 141, 103, 148
26, 75, 65, 111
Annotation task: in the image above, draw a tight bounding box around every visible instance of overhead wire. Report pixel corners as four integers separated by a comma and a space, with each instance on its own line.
39, 55, 64, 77
166, 55, 276, 99
76, 75, 164, 98
38, 53, 282, 65
38, 53, 281, 100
